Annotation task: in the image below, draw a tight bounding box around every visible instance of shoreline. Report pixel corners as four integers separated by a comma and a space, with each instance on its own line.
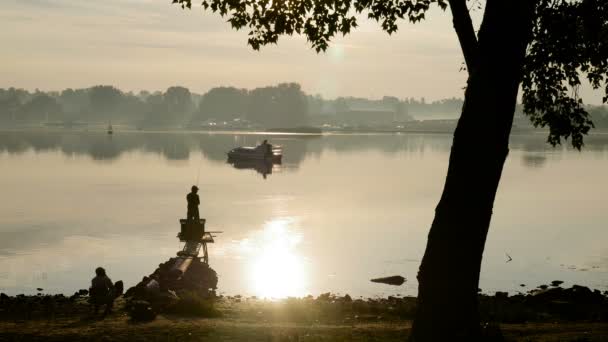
2, 126, 608, 137
1, 287, 607, 341
0, 126, 595, 136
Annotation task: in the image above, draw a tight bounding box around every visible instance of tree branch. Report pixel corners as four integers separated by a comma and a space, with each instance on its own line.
448, 0, 479, 73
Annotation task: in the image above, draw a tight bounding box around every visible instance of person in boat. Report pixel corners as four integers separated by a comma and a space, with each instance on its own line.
89, 267, 115, 315
186, 185, 200, 222
260, 139, 272, 157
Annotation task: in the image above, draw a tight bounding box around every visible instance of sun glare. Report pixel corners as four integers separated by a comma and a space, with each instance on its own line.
246, 218, 308, 298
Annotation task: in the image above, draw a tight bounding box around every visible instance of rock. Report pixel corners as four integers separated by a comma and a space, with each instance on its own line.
78, 289, 89, 296
127, 300, 157, 321
145, 279, 160, 294
481, 322, 505, 342
370, 275, 406, 286
153, 290, 180, 308
495, 291, 509, 299
125, 256, 218, 312
550, 280, 564, 287
36, 288, 43, 292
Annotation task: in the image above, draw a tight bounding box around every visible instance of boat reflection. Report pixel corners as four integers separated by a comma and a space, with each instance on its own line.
227, 158, 281, 179
239, 218, 308, 298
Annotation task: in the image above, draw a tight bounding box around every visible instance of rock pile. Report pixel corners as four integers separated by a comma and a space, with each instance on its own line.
124, 256, 218, 320
479, 284, 608, 323
0, 293, 90, 320
0, 281, 124, 320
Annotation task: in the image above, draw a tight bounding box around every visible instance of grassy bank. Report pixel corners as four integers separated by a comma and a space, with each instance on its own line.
1, 292, 608, 341
2, 313, 607, 341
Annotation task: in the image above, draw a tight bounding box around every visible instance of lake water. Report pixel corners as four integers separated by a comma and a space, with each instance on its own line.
0, 130, 607, 298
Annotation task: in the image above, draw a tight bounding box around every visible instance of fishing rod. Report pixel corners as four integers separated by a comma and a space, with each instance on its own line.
195, 148, 202, 186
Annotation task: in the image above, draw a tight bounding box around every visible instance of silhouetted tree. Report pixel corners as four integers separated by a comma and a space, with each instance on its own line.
0, 88, 28, 122
196, 86, 248, 123
18, 93, 62, 122
138, 90, 151, 100
247, 83, 308, 127
121, 93, 147, 123
174, 0, 608, 340
164, 86, 194, 123
59, 88, 91, 122
142, 92, 169, 127
89, 85, 124, 122
306, 94, 325, 116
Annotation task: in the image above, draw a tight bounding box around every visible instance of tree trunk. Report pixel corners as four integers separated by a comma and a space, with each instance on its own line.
410, 1, 535, 340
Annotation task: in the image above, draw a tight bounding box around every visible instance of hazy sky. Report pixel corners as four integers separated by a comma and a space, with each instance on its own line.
0, 0, 604, 103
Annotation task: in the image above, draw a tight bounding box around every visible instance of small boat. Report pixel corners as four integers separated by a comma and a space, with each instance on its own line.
107, 123, 113, 135
227, 143, 282, 163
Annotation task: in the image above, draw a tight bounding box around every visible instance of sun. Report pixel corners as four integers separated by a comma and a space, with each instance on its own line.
247, 218, 308, 298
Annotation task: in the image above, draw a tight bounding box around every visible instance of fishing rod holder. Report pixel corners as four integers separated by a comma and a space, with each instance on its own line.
177, 219, 221, 264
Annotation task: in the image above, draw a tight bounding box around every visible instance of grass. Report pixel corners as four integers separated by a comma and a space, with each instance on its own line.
1, 315, 608, 341
164, 292, 222, 318
1, 294, 607, 341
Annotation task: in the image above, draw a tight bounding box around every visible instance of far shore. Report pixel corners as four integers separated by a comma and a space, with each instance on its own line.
0, 125, 583, 136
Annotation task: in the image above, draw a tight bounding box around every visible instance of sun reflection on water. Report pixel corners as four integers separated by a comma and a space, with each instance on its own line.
242, 218, 308, 298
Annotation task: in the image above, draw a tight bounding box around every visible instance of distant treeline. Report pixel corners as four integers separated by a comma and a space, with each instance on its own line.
1, 85, 607, 129
0, 84, 307, 129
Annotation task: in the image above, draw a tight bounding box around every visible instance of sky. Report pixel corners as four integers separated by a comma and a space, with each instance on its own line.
0, 0, 604, 104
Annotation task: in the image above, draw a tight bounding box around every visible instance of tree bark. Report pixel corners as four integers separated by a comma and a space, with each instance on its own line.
448, 0, 479, 72
410, 0, 535, 340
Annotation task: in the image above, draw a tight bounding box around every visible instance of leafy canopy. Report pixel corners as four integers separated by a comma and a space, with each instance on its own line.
175, 0, 608, 149
523, 0, 608, 148
174, 0, 448, 51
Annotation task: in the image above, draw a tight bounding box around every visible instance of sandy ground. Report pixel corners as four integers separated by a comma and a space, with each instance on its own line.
1, 315, 608, 342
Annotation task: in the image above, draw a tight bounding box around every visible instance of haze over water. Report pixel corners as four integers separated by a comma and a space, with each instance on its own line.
0, 130, 607, 298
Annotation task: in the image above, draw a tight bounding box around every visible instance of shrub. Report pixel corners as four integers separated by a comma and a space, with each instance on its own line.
166, 291, 221, 318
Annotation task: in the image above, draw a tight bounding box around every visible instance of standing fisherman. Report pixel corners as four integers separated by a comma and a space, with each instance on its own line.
187, 185, 200, 222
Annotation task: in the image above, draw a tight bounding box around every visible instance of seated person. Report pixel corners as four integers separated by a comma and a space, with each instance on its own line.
89, 267, 115, 315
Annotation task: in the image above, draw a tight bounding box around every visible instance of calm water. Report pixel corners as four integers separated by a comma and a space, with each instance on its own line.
0, 130, 607, 298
